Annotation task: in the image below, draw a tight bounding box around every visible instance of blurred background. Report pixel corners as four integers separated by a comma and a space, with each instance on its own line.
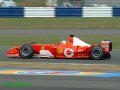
0, 0, 120, 7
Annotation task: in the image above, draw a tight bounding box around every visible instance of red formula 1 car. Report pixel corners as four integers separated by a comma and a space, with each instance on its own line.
7, 35, 112, 60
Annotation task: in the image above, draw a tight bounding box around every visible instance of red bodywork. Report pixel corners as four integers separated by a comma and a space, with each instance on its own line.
7, 35, 112, 59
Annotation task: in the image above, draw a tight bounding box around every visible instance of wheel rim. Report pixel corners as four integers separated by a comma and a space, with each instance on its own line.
92, 49, 102, 58
21, 47, 30, 56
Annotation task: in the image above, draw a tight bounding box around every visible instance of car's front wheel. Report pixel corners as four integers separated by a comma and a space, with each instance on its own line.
20, 45, 34, 59
90, 46, 104, 60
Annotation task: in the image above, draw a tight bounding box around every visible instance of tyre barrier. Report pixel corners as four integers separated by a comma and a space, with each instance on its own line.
0, 7, 120, 17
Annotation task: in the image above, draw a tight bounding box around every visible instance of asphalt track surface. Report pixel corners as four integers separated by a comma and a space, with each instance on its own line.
0, 75, 120, 90
0, 29, 120, 90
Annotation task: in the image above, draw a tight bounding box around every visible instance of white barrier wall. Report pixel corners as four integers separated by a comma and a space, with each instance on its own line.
83, 7, 112, 17
24, 7, 55, 17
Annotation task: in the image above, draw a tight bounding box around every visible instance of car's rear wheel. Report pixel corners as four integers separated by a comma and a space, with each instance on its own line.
20, 45, 34, 59
90, 46, 104, 60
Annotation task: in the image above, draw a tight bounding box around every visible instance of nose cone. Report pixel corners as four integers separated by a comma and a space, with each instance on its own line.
7, 46, 20, 57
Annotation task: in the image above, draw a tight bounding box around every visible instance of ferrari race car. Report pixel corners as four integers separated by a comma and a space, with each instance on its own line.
7, 35, 112, 60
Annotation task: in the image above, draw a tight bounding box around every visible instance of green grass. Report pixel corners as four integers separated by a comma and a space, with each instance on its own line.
15, 0, 46, 7
0, 18, 120, 29
0, 35, 119, 49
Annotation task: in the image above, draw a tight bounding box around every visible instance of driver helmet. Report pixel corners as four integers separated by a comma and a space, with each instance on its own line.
61, 41, 67, 44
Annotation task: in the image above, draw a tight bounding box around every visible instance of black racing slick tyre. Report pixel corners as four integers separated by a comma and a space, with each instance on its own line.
20, 45, 34, 59
90, 46, 104, 60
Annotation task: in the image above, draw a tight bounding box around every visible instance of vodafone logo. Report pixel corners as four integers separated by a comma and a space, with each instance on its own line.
64, 48, 74, 58
105, 48, 109, 52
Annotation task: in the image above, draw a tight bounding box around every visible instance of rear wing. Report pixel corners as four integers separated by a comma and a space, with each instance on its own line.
101, 40, 112, 51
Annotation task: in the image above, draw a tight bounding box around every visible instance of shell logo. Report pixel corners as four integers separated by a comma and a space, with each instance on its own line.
64, 48, 74, 58
57, 48, 63, 54
41, 46, 45, 50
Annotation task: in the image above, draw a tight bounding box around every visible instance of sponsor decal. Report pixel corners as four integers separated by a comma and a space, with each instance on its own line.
16, 71, 64, 75
0, 70, 24, 74
57, 48, 63, 55
105, 48, 109, 52
0, 68, 120, 77
78, 54, 89, 58
41, 46, 45, 50
64, 48, 74, 58
39, 50, 54, 57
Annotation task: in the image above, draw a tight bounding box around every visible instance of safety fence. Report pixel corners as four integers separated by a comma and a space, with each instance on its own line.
24, 7, 55, 17
0, 7, 24, 17
0, 7, 120, 17
83, 7, 112, 17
